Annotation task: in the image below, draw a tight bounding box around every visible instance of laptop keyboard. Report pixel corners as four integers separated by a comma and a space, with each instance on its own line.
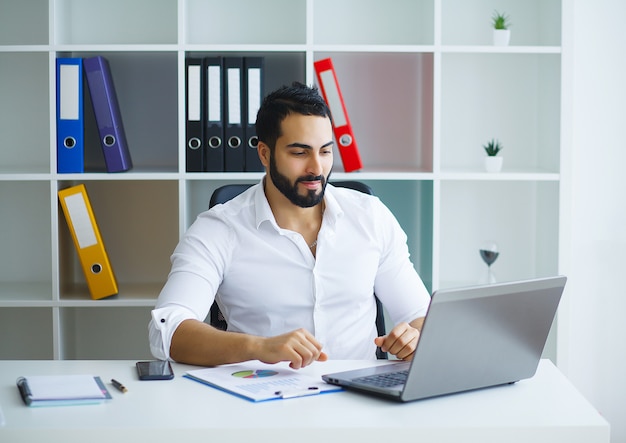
353, 370, 409, 388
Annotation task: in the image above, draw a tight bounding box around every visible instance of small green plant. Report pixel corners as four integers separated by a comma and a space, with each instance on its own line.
483, 139, 503, 156
492, 10, 511, 30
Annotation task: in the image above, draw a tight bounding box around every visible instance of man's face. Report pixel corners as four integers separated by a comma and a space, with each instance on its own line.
266, 114, 334, 208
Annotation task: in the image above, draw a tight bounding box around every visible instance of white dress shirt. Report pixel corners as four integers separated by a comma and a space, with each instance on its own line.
149, 182, 431, 360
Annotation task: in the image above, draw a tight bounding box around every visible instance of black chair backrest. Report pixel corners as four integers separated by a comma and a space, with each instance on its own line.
208, 180, 387, 359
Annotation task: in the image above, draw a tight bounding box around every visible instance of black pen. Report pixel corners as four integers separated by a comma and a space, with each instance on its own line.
111, 379, 128, 393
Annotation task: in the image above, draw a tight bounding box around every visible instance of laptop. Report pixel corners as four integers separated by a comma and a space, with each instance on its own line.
322, 276, 567, 402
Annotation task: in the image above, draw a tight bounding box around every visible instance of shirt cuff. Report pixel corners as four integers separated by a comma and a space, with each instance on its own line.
149, 306, 196, 361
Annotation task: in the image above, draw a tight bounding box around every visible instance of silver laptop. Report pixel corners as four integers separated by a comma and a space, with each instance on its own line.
323, 276, 566, 402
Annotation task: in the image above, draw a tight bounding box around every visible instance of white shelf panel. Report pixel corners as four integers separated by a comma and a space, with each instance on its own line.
59, 283, 162, 307
54, 172, 182, 181
0, 283, 54, 305
312, 45, 436, 54
440, 171, 561, 181
52, 44, 179, 52
441, 45, 561, 54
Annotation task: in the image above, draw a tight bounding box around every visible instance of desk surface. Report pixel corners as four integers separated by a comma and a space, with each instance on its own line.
0, 359, 609, 443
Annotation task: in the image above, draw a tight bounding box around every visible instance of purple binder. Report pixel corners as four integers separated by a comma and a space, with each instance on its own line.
84, 56, 133, 172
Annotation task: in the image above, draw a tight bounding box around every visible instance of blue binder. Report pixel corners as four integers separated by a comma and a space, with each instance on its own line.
83, 56, 133, 173
56, 58, 84, 173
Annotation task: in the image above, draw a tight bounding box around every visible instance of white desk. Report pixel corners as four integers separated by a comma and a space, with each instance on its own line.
0, 359, 608, 443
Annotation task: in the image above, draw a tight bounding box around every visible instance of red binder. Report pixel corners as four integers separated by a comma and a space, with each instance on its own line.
314, 58, 363, 172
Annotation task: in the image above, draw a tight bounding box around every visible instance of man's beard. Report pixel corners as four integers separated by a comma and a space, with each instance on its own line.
268, 154, 330, 208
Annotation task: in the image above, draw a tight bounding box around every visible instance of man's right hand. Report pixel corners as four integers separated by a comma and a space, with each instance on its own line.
257, 328, 328, 369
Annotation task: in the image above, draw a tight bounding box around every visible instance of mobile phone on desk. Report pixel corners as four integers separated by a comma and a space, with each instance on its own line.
136, 360, 174, 380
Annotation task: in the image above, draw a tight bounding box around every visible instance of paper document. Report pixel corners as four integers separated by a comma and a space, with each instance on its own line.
185, 361, 342, 402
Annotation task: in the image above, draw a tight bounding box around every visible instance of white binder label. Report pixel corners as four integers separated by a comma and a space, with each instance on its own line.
187, 65, 201, 121
227, 68, 241, 125
64, 194, 97, 249
60, 65, 80, 120
319, 70, 347, 127
248, 68, 261, 123
208, 65, 222, 122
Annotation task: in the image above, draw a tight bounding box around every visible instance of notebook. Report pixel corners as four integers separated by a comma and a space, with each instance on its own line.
322, 276, 566, 402
16, 374, 112, 407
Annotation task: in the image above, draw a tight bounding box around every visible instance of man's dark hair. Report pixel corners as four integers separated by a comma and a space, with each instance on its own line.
255, 82, 332, 151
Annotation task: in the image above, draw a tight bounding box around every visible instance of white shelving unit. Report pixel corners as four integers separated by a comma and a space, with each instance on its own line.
0, 0, 564, 360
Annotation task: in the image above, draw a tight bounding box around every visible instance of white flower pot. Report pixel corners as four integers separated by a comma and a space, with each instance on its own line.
493, 29, 511, 46
484, 156, 503, 173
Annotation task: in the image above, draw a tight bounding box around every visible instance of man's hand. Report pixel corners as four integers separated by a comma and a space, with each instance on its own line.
374, 322, 421, 360
257, 328, 328, 369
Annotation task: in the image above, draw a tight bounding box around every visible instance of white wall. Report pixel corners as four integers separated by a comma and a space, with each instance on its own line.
560, 1, 626, 441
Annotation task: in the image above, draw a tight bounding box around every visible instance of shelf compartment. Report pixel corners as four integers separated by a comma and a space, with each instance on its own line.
184, 0, 306, 45
0, 0, 49, 45
314, 52, 434, 173
313, 0, 434, 46
442, 0, 561, 47
0, 53, 50, 174
59, 306, 153, 359
57, 180, 179, 300
0, 181, 53, 299
439, 180, 559, 287
368, 180, 434, 292
53, 0, 177, 45
186, 178, 258, 228
56, 51, 179, 173
0, 308, 54, 359
440, 53, 560, 173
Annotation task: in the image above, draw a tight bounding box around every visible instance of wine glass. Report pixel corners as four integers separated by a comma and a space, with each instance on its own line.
479, 241, 499, 284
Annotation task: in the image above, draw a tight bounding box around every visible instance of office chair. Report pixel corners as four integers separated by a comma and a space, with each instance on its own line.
208, 180, 388, 359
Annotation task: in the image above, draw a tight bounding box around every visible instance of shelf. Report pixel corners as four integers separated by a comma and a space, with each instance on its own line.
185, 0, 307, 45
59, 306, 154, 359
441, 0, 561, 47
313, 0, 434, 46
0, 307, 54, 359
57, 180, 179, 297
59, 283, 162, 306
54, 0, 178, 45
0, 283, 54, 306
439, 180, 559, 285
0, 0, 564, 360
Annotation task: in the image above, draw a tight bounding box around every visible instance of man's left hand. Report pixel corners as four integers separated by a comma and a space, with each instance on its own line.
373, 322, 421, 360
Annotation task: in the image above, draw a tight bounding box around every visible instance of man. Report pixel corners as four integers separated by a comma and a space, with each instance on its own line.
149, 82, 430, 369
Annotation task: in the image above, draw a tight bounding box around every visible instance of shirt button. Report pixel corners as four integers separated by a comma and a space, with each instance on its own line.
160, 318, 166, 323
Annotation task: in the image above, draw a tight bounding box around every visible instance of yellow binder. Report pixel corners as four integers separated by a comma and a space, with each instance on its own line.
58, 184, 118, 300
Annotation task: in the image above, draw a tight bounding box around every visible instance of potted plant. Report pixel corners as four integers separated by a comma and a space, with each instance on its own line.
492, 10, 511, 46
483, 138, 504, 172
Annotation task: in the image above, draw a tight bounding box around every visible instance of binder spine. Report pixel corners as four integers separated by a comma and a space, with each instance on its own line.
223, 57, 245, 172
243, 57, 265, 172
204, 57, 225, 172
185, 57, 205, 172
314, 58, 363, 173
83, 56, 132, 173
56, 58, 84, 173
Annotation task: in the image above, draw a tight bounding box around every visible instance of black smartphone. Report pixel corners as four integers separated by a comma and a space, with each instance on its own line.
136, 360, 174, 380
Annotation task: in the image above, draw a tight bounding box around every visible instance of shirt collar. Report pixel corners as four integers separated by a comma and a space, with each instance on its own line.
253, 178, 344, 230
